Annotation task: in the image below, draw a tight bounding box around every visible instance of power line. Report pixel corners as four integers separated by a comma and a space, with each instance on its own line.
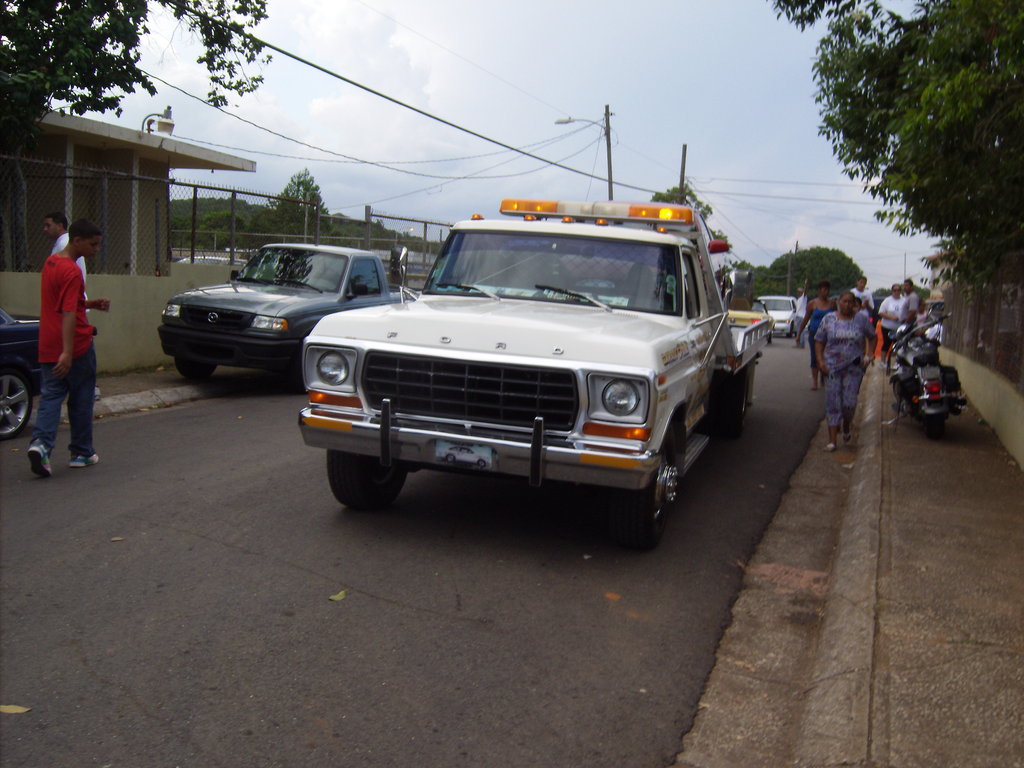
160, 0, 658, 195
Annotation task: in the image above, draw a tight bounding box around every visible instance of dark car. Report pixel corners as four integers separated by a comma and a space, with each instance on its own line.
158, 243, 403, 390
0, 306, 40, 440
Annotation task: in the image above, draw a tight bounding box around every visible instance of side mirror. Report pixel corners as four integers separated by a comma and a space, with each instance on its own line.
389, 245, 408, 285
230, 269, 240, 280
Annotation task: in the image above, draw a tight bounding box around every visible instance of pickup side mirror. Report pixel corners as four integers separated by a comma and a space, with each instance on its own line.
230, 269, 240, 280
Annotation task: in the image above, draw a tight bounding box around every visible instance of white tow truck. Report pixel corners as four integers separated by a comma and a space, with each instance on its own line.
298, 199, 769, 549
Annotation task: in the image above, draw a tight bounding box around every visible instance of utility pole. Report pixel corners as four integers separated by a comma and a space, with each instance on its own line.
603, 104, 614, 201
787, 240, 798, 296
678, 144, 688, 203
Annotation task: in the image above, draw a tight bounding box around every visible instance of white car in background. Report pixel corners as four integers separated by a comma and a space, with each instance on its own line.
757, 295, 800, 337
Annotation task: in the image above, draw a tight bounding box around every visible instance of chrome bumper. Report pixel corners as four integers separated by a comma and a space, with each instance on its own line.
298, 405, 660, 490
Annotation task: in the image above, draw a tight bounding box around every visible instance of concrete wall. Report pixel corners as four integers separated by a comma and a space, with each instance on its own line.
0, 263, 234, 371
941, 348, 1024, 468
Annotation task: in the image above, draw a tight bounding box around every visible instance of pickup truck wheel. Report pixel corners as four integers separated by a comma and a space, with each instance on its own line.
286, 353, 306, 393
174, 357, 216, 380
607, 434, 678, 550
327, 450, 407, 510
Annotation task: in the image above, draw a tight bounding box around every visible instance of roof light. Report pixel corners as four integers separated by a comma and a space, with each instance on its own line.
497, 198, 697, 228
471, 213, 484, 220
500, 198, 559, 214
627, 204, 694, 224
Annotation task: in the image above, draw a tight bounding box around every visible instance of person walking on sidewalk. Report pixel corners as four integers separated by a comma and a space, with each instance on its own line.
877, 283, 906, 354
796, 280, 836, 389
27, 219, 110, 478
815, 291, 876, 451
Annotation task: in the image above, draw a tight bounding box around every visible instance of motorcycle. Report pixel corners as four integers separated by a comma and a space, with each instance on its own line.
887, 313, 966, 439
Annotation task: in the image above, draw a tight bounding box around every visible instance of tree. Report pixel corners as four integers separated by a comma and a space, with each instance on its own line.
754, 246, 863, 298
259, 169, 327, 238
771, 0, 1024, 285
0, 0, 269, 154
1, 0, 269, 269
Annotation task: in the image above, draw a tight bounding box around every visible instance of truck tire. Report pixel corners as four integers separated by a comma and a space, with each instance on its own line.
174, 357, 217, 380
0, 367, 33, 441
924, 413, 945, 440
327, 450, 407, 510
607, 432, 678, 550
714, 367, 748, 439
286, 352, 307, 393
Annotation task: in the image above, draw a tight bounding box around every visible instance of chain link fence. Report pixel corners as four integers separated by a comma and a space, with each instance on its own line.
942, 253, 1023, 391
1, 154, 451, 284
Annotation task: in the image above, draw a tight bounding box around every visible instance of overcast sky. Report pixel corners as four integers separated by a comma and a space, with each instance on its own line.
79, 0, 939, 292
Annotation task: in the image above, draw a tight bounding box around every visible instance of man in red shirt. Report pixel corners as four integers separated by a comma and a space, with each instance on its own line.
27, 219, 110, 478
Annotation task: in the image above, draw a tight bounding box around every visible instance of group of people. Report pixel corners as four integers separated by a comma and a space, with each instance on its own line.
793, 275, 925, 452
26, 213, 110, 478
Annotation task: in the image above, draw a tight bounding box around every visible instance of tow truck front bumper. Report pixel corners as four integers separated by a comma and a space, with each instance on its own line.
298, 402, 660, 490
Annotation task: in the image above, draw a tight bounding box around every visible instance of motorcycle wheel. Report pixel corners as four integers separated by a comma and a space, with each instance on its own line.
924, 413, 945, 440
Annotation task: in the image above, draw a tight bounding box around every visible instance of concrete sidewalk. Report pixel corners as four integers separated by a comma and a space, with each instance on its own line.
676, 366, 1024, 768
79, 364, 1024, 766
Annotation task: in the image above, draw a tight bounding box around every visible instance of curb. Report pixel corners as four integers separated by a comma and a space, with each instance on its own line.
793, 366, 883, 765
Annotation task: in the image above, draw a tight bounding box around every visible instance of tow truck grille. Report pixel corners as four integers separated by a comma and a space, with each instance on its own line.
363, 352, 578, 431
182, 306, 253, 331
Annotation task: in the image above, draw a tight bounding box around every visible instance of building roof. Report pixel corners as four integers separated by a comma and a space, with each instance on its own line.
39, 112, 255, 172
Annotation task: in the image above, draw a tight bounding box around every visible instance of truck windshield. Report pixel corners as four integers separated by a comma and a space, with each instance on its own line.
424, 232, 681, 314
237, 248, 348, 293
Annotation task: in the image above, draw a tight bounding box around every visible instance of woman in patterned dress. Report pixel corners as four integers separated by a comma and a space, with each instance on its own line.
814, 291, 876, 451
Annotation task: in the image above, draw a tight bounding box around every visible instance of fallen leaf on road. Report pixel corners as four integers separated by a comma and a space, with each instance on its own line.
1, 705, 31, 714
328, 590, 347, 602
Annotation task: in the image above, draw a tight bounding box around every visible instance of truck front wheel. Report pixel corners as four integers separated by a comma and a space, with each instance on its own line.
326, 450, 407, 510
174, 357, 216, 380
607, 433, 678, 550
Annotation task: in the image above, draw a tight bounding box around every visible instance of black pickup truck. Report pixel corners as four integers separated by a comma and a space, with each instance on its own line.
158, 243, 405, 389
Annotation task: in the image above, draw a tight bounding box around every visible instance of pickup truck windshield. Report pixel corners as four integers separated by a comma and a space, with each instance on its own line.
425, 232, 681, 314
237, 247, 348, 293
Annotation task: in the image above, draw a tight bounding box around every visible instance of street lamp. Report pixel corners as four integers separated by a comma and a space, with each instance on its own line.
141, 106, 174, 135
555, 104, 614, 200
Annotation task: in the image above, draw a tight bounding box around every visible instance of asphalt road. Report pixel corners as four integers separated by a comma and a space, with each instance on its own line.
1, 342, 821, 768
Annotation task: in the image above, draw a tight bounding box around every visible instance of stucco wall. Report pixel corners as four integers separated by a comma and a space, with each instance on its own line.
1, 263, 234, 371
941, 347, 1024, 469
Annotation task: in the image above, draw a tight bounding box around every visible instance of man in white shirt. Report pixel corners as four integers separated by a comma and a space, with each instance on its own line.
43, 212, 87, 283
877, 283, 906, 352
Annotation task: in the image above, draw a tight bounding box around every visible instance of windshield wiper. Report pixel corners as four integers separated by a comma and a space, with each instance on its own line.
276, 278, 322, 293
436, 282, 501, 301
535, 284, 612, 312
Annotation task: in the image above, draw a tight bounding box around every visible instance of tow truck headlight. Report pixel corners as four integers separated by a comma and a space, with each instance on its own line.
250, 314, 288, 331
587, 374, 649, 423
162, 302, 181, 318
316, 351, 351, 386
602, 379, 641, 416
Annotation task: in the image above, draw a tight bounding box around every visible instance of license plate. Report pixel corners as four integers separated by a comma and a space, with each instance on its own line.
435, 439, 493, 470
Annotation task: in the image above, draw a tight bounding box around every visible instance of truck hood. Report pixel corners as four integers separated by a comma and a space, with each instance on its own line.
171, 282, 342, 316
311, 296, 695, 371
